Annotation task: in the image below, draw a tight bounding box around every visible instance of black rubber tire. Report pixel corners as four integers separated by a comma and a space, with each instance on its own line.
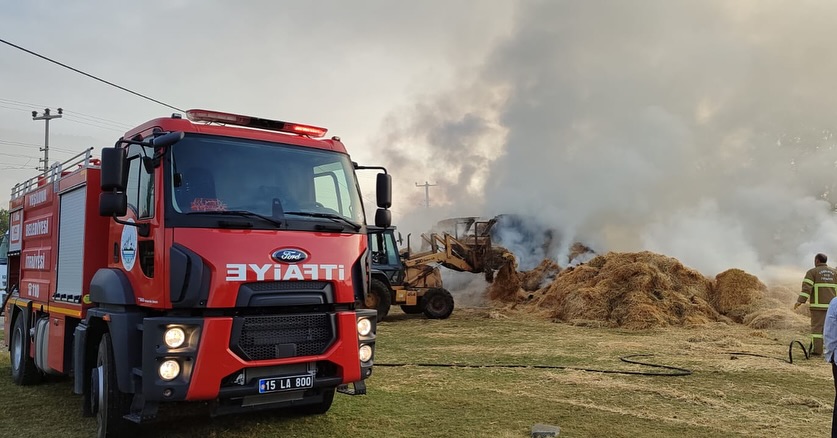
400, 304, 424, 314
366, 278, 392, 322
290, 387, 336, 415
95, 334, 132, 438
10, 314, 41, 385
422, 288, 454, 319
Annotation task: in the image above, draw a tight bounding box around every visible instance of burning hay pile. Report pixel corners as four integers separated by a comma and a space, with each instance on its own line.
488, 250, 806, 330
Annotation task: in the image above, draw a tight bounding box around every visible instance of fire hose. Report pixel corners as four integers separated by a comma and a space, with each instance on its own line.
726, 340, 810, 364
377, 354, 693, 377
377, 340, 813, 376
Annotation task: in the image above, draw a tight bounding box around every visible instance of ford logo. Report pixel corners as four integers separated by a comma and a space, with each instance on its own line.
272, 248, 308, 263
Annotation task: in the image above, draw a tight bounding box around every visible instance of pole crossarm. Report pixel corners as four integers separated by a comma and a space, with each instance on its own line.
415, 181, 438, 208
32, 108, 62, 176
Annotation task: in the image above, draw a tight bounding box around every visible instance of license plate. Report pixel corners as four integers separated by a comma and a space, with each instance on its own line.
258, 374, 314, 393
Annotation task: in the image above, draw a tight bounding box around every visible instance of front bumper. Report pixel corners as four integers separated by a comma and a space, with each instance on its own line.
140, 310, 375, 402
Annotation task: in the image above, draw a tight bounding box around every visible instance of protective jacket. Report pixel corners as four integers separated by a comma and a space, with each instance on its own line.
798, 262, 837, 355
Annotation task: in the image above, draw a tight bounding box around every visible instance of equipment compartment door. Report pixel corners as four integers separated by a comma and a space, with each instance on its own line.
56, 186, 86, 301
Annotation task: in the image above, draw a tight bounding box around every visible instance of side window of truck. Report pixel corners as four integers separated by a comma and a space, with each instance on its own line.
313, 161, 352, 217
125, 144, 155, 219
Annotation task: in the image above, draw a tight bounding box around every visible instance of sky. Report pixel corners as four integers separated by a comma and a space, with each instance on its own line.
3, 0, 837, 282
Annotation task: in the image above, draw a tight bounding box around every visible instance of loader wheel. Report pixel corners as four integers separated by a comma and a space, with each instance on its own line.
422, 288, 454, 319
366, 279, 391, 322
93, 334, 131, 438
10, 314, 42, 385
400, 304, 424, 314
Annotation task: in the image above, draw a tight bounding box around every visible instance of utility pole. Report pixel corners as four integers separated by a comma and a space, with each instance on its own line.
32, 107, 62, 176
415, 181, 437, 208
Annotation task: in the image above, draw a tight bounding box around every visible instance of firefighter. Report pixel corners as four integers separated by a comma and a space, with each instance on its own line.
795, 253, 837, 355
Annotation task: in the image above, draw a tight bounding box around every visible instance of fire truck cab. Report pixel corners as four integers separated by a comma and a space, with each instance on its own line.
4, 110, 391, 437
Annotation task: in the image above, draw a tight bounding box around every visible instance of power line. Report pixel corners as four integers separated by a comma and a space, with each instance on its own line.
0, 139, 84, 155
64, 111, 131, 129
62, 116, 126, 133
0, 97, 48, 109
0, 37, 185, 113
0, 103, 34, 113
0, 140, 78, 154
0, 150, 39, 159
0, 139, 41, 147
0, 98, 131, 128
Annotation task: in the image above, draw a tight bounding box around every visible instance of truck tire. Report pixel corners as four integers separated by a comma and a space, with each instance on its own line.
422, 288, 454, 319
366, 279, 391, 322
94, 334, 131, 438
400, 304, 424, 314
10, 314, 42, 385
290, 387, 335, 415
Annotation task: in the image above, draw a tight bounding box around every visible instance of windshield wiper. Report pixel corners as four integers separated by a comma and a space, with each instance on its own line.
186, 210, 285, 228
284, 211, 362, 231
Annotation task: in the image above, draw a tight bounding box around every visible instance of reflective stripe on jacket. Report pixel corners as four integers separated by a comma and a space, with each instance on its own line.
799, 263, 837, 308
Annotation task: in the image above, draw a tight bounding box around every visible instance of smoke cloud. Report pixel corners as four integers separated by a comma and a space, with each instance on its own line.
381, 0, 837, 282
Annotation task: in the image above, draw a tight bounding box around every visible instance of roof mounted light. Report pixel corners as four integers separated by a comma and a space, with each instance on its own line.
185, 109, 328, 138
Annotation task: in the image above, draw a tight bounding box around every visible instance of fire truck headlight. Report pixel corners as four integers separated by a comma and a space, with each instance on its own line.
357, 318, 372, 337
358, 344, 373, 363
164, 327, 186, 349
159, 360, 181, 381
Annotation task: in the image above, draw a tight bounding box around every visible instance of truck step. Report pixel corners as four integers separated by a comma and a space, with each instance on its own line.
336, 381, 366, 396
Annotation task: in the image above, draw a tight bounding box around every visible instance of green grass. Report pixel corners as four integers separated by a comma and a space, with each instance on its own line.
0, 308, 833, 437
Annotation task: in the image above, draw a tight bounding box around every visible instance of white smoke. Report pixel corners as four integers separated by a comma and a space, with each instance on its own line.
380, 0, 837, 283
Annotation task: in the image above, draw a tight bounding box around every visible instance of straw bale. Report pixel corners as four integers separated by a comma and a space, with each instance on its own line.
487, 256, 522, 302
519, 259, 562, 291
529, 251, 716, 329
710, 269, 767, 322
740, 298, 808, 330
486, 249, 801, 331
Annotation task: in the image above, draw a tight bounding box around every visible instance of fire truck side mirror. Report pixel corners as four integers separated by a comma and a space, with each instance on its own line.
99, 192, 127, 217
375, 208, 391, 229
152, 131, 184, 148
100, 147, 129, 192
376, 173, 391, 209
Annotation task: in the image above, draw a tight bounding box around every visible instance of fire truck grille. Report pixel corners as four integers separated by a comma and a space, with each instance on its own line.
243, 281, 328, 292
232, 314, 335, 361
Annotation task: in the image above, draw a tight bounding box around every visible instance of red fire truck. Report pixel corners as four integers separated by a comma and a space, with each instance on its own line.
3, 109, 391, 437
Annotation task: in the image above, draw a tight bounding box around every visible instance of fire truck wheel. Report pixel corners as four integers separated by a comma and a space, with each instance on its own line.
290, 387, 335, 415
366, 279, 391, 322
94, 334, 131, 438
422, 288, 454, 319
10, 314, 42, 385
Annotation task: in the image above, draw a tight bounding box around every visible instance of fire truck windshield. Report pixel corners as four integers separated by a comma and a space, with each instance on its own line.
167, 134, 365, 231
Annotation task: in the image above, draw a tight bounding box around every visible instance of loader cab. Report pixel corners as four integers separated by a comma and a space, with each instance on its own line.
368, 226, 404, 287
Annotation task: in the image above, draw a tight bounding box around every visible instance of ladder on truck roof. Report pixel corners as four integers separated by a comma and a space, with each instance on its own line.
9, 148, 98, 201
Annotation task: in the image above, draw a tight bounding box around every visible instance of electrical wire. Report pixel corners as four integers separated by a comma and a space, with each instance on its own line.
61, 116, 126, 133
0, 139, 77, 153
0, 37, 185, 113
0, 98, 132, 129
